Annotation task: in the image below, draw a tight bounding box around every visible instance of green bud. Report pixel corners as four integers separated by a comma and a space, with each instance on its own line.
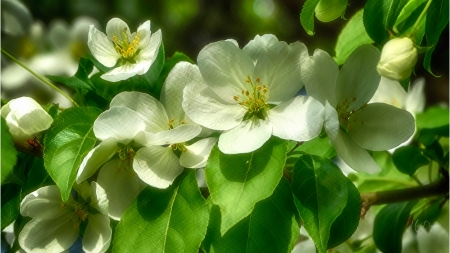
315, 0, 348, 22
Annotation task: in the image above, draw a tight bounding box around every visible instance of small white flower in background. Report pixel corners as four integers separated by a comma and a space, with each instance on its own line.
18, 183, 111, 253
88, 18, 162, 82
377, 37, 418, 81
183, 34, 325, 154
301, 45, 415, 174
1, 97, 53, 141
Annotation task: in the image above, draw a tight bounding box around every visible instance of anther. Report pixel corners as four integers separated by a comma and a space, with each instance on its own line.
256, 78, 260, 83
233, 96, 239, 101
256, 86, 261, 91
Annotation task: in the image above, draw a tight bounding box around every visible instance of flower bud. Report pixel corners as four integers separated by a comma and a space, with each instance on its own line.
1, 97, 53, 140
315, 0, 348, 22
377, 37, 418, 81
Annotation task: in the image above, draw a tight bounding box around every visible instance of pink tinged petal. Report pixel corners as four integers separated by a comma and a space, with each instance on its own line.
18, 214, 79, 253
76, 138, 119, 183
100, 63, 143, 82
243, 34, 279, 62
88, 25, 120, 68
183, 81, 245, 130
20, 185, 66, 220
146, 124, 202, 146
105, 18, 131, 41
331, 131, 381, 174
160, 62, 203, 123
348, 103, 415, 151
335, 45, 381, 111
133, 146, 183, 189
269, 96, 325, 142
301, 49, 339, 106
88, 182, 109, 215
218, 118, 272, 154
253, 41, 308, 103
82, 214, 112, 253
324, 101, 340, 141
94, 106, 146, 142
110, 91, 169, 133
180, 137, 218, 168
97, 159, 140, 220
197, 40, 255, 104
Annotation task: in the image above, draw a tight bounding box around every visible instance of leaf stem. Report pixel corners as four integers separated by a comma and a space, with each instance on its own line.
1, 48, 79, 107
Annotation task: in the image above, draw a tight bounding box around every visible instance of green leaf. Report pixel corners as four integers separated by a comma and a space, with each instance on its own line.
46, 57, 95, 91
416, 106, 449, 129
363, 0, 409, 44
393, 146, 430, 176
423, 0, 449, 75
21, 156, 53, 197
327, 179, 361, 248
205, 137, 288, 235
43, 107, 101, 201
203, 179, 299, 253
417, 124, 449, 146
42, 103, 59, 119
334, 9, 374, 65
112, 171, 208, 253
292, 155, 351, 253
289, 136, 336, 159
373, 201, 418, 253
393, 0, 428, 36
1, 118, 18, 185
154, 52, 194, 99
300, 0, 320, 36
139, 43, 166, 95
1, 183, 21, 230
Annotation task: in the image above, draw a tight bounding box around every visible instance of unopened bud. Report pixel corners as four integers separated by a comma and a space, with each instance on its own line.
315, 0, 348, 22
377, 37, 418, 81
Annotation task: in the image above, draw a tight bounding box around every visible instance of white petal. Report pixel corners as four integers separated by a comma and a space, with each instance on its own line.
218, 118, 272, 154
4, 113, 32, 141
82, 214, 112, 253
160, 62, 203, 124
97, 159, 140, 220
348, 103, 415, 151
331, 131, 381, 174
136, 20, 151, 48
254, 41, 308, 102
323, 101, 340, 140
180, 137, 218, 168
243, 34, 279, 62
4, 97, 53, 135
301, 49, 339, 106
183, 81, 245, 130
76, 138, 119, 183
136, 29, 162, 70
105, 18, 130, 41
18, 215, 78, 253
94, 106, 146, 142
197, 40, 255, 104
269, 96, 324, 142
336, 45, 381, 111
88, 25, 119, 68
369, 76, 407, 108
20, 185, 66, 220
406, 78, 426, 114
88, 182, 109, 215
110, 91, 169, 133
100, 63, 144, 82
133, 146, 183, 189
146, 124, 202, 146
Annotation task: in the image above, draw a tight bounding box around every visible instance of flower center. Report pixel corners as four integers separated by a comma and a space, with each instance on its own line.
112, 28, 140, 59
234, 76, 269, 120
167, 119, 188, 153
61, 200, 89, 228
117, 146, 137, 176
336, 97, 366, 133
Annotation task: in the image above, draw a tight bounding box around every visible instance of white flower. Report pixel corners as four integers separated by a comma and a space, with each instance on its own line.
182, 34, 325, 154
88, 18, 162, 82
377, 37, 418, 81
1, 97, 53, 141
301, 45, 415, 173
18, 183, 111, 253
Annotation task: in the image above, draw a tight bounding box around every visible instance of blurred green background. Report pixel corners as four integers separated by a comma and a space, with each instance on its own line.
2, 0, 449, 105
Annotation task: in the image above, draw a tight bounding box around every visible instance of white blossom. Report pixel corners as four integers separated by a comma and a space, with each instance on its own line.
88, 18, 161, 82
377, 37, 418, 81
1, 97, 53, 141
301, 45, 415, 173
183, 34, 325, 154
18, 183, 111, 253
